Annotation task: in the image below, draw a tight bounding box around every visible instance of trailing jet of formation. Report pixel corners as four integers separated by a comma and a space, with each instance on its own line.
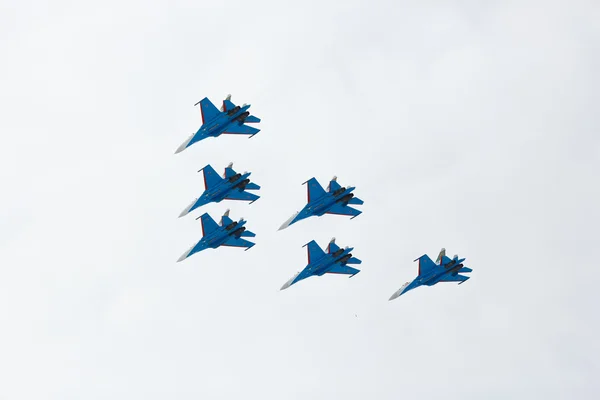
174, 94, 473, 300
388, 248, 472, 300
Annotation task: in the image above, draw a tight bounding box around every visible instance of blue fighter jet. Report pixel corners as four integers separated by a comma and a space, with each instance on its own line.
388, 248, 472, 300
176, 209, 256, 262
278, 176, 363, 231
280, 238, 362, 290
178, 162, 260, 218
175, 94, 261, 154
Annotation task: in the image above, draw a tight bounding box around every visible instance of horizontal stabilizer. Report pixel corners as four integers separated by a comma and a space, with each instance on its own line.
240, 229, 256, 237
223, 190, 260, 203
244, 115, 260, 123
222, 123, 260, 136
438, 274, 470, 283
346, 257, 362, 265
325, 203, 362, 218
245, 182, 260, 190
326, 264, 360, 277
222, 236, 255, 249
458, 267, 472, 273
347, 196, 364, 205
199, 98, 220, 124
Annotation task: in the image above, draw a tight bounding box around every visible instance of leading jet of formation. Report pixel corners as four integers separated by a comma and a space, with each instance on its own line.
388, 248, 472, 300
280, 238, 362, 290
175, 94, 261, 154
177, 209, 256, 262
178, 162, 260, 218
278, 176, 363, 231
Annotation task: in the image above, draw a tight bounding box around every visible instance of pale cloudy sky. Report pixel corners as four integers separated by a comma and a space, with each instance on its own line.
0, 0, 599, 398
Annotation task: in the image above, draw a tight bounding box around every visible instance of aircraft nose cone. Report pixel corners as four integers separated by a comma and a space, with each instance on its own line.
280, 272, 300, 290
178, 199, 198, 218
388, 290, 402, 301
389, 282, 410, 301
278, 212, 299, 231
176, 246, 194, 263
175, 134, 194, 154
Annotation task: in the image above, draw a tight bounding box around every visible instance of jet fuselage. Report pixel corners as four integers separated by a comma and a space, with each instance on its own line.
202, 172, 252, 202
307, 247, 354, 276
199, 104, 251, 137
200, 219, 248, 249
306, 186, 356, 217
419, 257, 466, 286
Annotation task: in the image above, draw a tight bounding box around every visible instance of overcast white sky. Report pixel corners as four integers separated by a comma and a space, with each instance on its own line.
1, 0, 599, 398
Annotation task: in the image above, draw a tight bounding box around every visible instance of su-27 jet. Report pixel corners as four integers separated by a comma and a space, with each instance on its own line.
280, 238, 362, 290
178, 162, 260, 218
177, 209, 256, 262
388, 248, 472, 300
278, 176, 363, 231
175, 94, 261, 154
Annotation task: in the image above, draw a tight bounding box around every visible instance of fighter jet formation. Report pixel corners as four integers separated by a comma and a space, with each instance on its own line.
175, 94, 473, 301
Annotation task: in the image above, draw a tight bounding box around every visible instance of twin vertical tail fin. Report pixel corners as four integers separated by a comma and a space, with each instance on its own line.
436, 248, 446, 264
327, 237, 340, 253
221, 94, 233, 111
220, 209, 233, 226
327, 176, 339, 192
